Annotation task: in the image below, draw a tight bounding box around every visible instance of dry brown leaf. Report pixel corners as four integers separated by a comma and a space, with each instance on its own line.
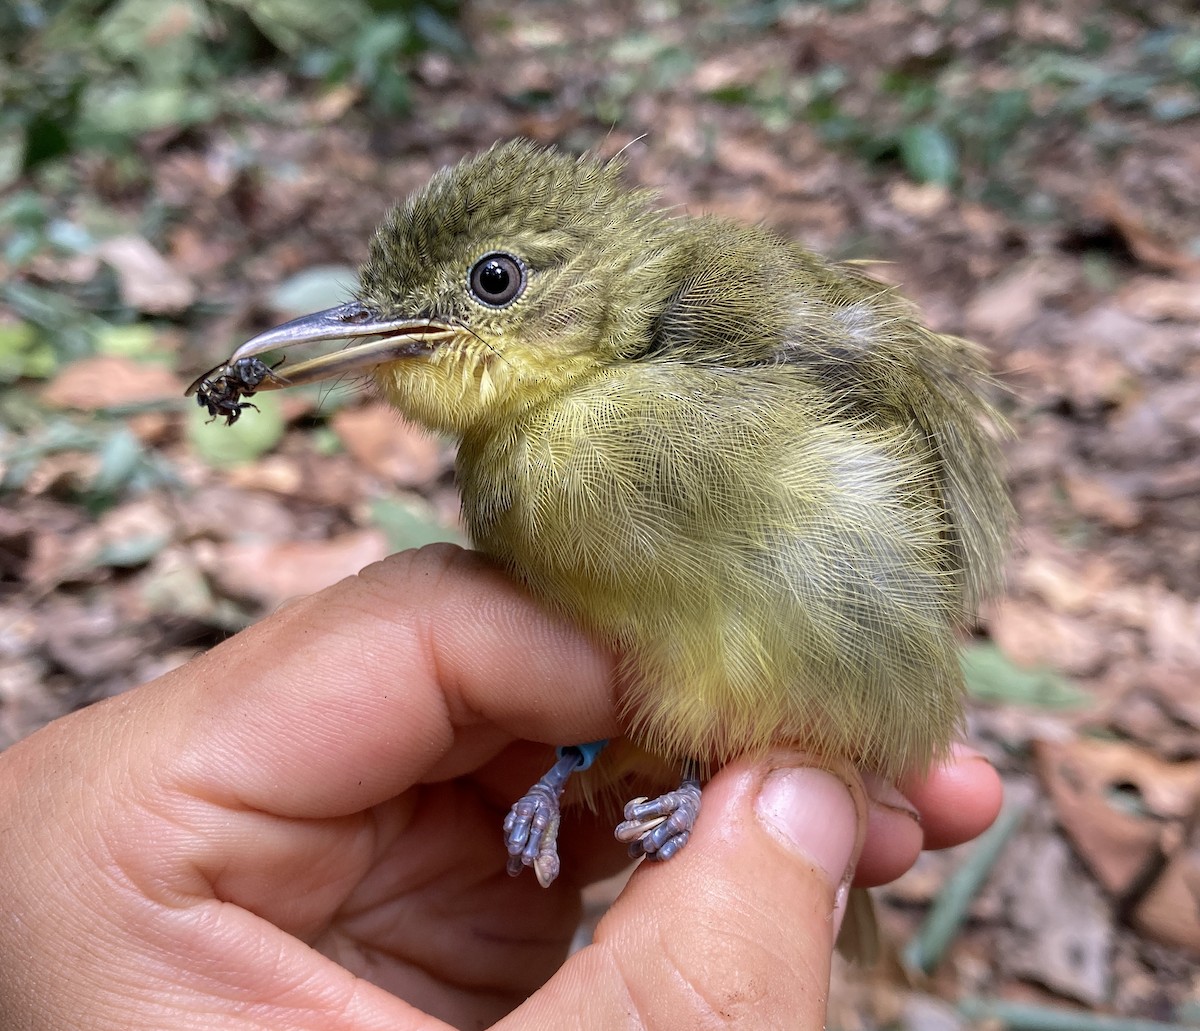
1062, 470, 1142, 530
1132, 833, 1200, 954
1108, 379, 1200, 469
93, 498, 175, 555
1107, 667, 1200, 759
23, 501, 173, 587
1015, 4, 1083, 47
177, 487, 299, 543
1015, 545, 1116, 616
140, 548, 217, 622
127, 411, 174, 445
278, 392, 318, 423
1142, 590, 1200, 668
22, 451, 100, 497
959, 201, 1008, 240
1143, 666, 1200, 732
713, 138, 806, 196
689, 53, 763, 93
221, 452, 368, 510
28, 251, 99, 284
965, 258, 1067, 340
1035, 737, 1200, 897
332, 403, 449, 488
1118, 276, 1200, 323
888, 181, 950, 218
41, 599, 145, 680
989, 600, 1109, 677
0, 652, 63, 749
1036, 738, 1158, 896
205, 529, 389, 609
96, 235, 197, 314
224, 456, 305, 496
997, 806, 1111, 1006
167, 224, 237, 279
1148, 462, 1200, 501
309, 83, 362, 124
1091, 185, 1200, 277
42, 356, 186, 410
1059, 348, 1139, 412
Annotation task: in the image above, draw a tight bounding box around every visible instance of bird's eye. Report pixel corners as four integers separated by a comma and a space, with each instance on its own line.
468, 252, 526, 308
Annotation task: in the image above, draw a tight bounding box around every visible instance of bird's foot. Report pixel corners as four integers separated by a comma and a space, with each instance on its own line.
614, 774, 702, 861
504, 747, 601, 887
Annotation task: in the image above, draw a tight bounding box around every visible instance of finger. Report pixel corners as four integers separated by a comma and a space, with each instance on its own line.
151, 543, 619, 817
902, 744, 1004, 851
505, 752, 866, 1031
853, 745, 1004, 887
853, 774, 923, 887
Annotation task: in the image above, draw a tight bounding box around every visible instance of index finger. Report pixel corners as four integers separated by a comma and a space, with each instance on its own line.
155, 543, 619, 818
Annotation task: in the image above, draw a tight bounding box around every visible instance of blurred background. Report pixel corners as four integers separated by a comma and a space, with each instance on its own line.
1, 0, 1198, 1026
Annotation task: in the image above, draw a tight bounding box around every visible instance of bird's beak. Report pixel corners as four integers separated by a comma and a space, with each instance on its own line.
228, 301, 458, 388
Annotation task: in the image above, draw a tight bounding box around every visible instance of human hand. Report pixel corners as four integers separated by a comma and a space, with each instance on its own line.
0, 544, 1001, 1031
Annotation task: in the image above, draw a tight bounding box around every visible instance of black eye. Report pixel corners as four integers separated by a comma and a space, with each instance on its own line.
468, 252, 526, 307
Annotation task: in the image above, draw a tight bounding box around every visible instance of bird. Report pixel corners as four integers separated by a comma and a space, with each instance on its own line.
219, 138, 1012, 894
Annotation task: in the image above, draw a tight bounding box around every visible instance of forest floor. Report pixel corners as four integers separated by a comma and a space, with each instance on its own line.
2, 1, 1199, 1026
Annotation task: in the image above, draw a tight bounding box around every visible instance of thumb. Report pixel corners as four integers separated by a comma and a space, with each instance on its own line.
505, 753, 867, 1031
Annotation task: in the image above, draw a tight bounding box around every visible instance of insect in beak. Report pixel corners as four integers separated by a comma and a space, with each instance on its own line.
228, 300, 458, 389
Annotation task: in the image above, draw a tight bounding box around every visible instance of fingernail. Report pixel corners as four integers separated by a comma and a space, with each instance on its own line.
756, 764, 860, 886
862, 772, 920, 823
950, 742, 995, 765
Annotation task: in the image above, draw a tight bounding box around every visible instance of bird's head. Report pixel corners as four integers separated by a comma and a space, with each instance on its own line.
228, 140, 684, 435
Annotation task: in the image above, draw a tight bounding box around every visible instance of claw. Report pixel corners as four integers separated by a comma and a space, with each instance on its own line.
614, 776, 702, 862
503, 751, 582, 887
503, 781, 564, 886
613, 797, 666, 842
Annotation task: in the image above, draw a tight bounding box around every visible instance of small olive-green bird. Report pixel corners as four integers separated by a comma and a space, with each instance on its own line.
222, 139, 1011, 890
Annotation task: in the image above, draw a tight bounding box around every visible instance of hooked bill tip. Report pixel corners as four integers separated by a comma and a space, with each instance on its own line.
229, 301, 387, 362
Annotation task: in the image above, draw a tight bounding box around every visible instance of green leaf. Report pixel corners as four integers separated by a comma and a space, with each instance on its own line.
90, 426, 145, 496
141, 553, 217, 619
186, 389, 286, 466
411, 6, 468, 55
95, 323, 161, 359
961, 643, 1089, 709
0, 131, 31, 192
353, 15, 408, 76
366, 67, 411, 115
905, 791, 1030, 975
900, 123, 958, 186
95, 0, 209, 85
22, 113, 73, 169
79, 82, 219, 138
91, 531, 170, 569
0, 191, 49, 231
269, 265, 358, 316
217, 0, 367, 54
707, 83, 756, 106
369, 493, 464, 552
0, 322, 57, 383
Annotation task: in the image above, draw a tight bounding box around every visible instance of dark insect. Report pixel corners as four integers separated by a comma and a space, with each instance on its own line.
185, 357, 285, 426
